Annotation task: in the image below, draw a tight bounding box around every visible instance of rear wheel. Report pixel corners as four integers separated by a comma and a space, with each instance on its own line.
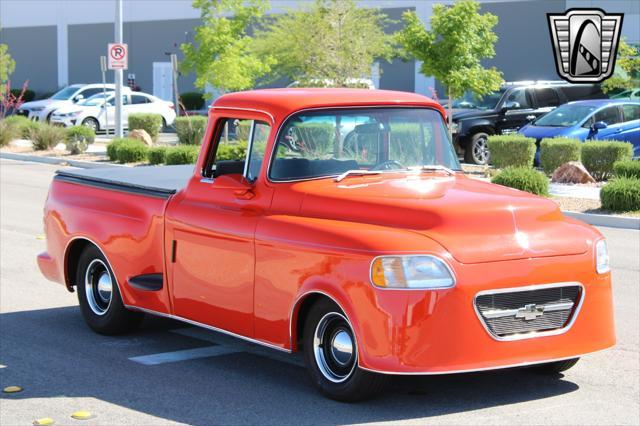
464, 132, 491, 165
531, 358, 580, 374
303, 299, 388, 402
76, 245, 143, 335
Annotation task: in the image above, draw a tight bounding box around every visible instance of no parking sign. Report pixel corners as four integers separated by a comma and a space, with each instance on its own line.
108, 43, 128, 70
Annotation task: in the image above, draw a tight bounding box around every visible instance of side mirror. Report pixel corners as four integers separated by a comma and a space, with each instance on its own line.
501, 101, 520, 113
211, 174, 255, 199
592, 121, 608, 131
73, 94, 84, 103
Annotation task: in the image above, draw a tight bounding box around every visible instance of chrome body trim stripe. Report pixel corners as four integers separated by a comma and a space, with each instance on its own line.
473, 282, 585, 342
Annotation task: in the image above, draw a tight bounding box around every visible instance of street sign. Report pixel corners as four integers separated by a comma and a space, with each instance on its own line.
108, 43, 128, 70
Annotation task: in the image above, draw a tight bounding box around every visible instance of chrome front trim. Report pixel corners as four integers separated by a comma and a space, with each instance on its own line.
473, 282, 585, 342
124, 305, 292, 354
482, 301, 574, 319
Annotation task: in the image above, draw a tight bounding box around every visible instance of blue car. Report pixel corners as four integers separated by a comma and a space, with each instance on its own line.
519, 99, 640, 161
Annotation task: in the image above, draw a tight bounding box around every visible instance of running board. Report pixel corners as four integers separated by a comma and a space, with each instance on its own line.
128, 274, 163, 291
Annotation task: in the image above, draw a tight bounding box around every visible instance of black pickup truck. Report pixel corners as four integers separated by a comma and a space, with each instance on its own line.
451, 82, 607, 164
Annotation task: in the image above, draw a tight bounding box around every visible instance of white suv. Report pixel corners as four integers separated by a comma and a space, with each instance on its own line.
17, 84, 131, 122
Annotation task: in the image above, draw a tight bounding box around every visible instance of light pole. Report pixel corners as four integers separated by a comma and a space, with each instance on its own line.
114, 0, 123, 137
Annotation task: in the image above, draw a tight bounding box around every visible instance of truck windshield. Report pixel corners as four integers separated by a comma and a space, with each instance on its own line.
451, 89, 505, 110
533, 104, 597, 127
269, 108, 460, 181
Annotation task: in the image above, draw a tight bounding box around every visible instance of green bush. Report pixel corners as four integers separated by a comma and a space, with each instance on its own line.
491, 166, 549, 196
0, 120, 18, 146
581, 141, 633, 181
148, 146, 169, 165
539, 137, 581, 175
179, 92, 205, 111
286, 122, 335, 159
64, 126, 95, 154
175, 116, 207, 145
487, 135, 536, 169
30, 123, 66, 151
3, 115, 39, 139
613, 160, 640, 179
600, 177, 640, 212
10, 89, 36, 102
235, 120, 252, 142
107, 138, 148, 163
216, 141, 248, 161
128, 113, 163, 141
165, 145, 200, 165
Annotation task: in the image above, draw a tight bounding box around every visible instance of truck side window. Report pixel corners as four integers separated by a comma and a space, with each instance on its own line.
247, 122, 270, 182
535, 88, 560, 108
504, 89, 530, 109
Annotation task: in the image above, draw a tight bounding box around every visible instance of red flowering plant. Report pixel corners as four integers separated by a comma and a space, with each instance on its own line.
0, 80, 29, 119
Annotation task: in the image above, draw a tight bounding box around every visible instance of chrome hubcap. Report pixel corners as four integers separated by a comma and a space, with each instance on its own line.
313, 312, 357, 383
85, 259, 112, 316
473, 137, 490, 164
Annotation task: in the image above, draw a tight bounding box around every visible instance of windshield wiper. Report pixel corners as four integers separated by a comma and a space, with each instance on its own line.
416, 165, 456, 176
335, 170, 382, 182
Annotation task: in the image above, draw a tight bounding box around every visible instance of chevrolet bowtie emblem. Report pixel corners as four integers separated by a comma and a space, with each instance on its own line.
515, 304, 545, 321
547, 8, 624, 83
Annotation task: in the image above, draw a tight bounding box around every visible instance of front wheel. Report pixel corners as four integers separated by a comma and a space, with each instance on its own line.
82, 117, 100, 132
464, 132, 491, 165
303, 299, 388, 402
531, 358, 580, 374
76, 245, 143, 335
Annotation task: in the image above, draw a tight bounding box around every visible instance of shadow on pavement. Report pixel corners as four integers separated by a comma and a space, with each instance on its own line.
0, 306, 579, 425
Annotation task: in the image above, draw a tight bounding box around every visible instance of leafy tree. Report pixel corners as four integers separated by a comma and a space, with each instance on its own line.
397, 0, 503, 128
0, 27, 16, 84
181, 0, 273, 95
253, 0, 394, 87
602, 38, 640, 93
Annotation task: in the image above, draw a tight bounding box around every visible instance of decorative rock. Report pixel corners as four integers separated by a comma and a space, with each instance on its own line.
128, 129, 153, 146
551, 161, 596, 184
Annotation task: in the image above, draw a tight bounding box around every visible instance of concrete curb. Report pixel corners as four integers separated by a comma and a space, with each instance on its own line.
563, 211, 640, 230
0, 152, 124, 169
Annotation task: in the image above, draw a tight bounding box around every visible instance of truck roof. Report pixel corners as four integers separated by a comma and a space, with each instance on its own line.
212, 88, 445, 121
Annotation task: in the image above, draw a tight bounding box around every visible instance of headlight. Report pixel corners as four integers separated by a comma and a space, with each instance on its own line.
31, 107, 44, 112
595, 239, 610, 274
371, 255, 455, 289
450, 122, 459, 134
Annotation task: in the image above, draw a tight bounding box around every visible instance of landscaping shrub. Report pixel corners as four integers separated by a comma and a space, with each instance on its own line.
3, 115, 39, 139
10, 88, 36, 102
539, 137, 581, 175
179, 92, 205, 111
216, 141, 248, 161
581, 141, 633, 181
148, 146, 169, 165
107, 138, 148, 163
165, 145, 200, 165
0, 120, 18, 147
175, 116, 207, 145
600, 177, 640, 212
613, 160, 640, 179
487, 135, 536, 168
235, 120, 252, 142
128, 113, 163, 141
64, 125, 95, 154
30, 123, 66, 151
491, 166, 549, 196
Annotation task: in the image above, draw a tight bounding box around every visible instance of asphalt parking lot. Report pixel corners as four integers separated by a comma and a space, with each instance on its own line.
0, 158, 638, 425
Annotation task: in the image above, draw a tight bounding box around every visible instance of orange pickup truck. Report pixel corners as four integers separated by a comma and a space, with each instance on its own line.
38, 89, 615, 401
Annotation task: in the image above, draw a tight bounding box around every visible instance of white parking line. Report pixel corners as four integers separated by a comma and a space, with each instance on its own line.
129, 345, 241, 366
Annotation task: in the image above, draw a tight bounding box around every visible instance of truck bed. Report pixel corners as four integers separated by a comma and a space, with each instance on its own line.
55, 165, 193, 198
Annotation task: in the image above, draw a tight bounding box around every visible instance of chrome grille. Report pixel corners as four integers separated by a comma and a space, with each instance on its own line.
475, 285, 581, 339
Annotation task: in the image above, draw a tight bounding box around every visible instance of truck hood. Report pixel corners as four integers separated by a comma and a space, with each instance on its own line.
451, 108, 496, 121
296, 174, 591, 264
519, 124, 570, 141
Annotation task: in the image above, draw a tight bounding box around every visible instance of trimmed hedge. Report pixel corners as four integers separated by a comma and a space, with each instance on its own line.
179, 92, 205, 111
487, 135, 536, 169
148, 146, 169, 165
581, 141, 633, 181
30, 123, 66, 150
614, 160, 640, 179
65, 125, 95, 154
128, 113, 163, 141
540, 137, 581, 175
600, 177, 640, 212
491, 166, 549, 196
166, 145, 200, 165
107, 138, 149, 163
3, 115, 39, 139
217, 141, 248, 161
175, 116, 207, 145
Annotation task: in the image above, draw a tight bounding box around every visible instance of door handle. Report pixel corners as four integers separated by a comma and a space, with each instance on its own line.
526, 115, 536, 121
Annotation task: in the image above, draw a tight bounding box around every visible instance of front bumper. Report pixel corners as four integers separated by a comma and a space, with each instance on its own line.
352, 252, 615, 374
50, 116, 76, 127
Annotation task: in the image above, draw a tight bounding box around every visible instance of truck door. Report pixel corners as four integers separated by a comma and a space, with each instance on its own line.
165, 114, 273, 337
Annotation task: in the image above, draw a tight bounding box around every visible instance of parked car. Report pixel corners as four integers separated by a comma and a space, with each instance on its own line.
38, 89, 614, 401
519, 99, 640, 159
287, 78, 376, 89
611, 88, 640, 100
16, 84, 130, 122
450, 81, 607, 164
50, 91, 176, 132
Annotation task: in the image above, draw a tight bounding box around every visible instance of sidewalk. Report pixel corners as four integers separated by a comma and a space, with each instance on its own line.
549, 183, 601, 200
